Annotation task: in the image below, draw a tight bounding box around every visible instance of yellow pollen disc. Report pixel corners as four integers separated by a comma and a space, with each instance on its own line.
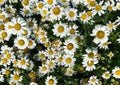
47, 0, 53, 5
62, 0, 66, 2
28, 21, 34, 27
105, 73, 110, 78
29, 72, 35, 78
41, 37, 47, 42
42, 66, 47, 71
1, 32, 7, 38
91, 78, 96, 82
6, 54, 11, 59
48, 50, 53, 55
23, 30, 28, 35
107, 5, 113, 11
13, 74, 20, 81
87, 61, 94, 66
40, 54, 45, 59
108, 23, 114, 28
115, 70, 120, 76
24, 9, 29, 14
87, 11, 92, 16
58, 26, 64, 33
18, 39, 25, 46
28, 41, 33, 46
53, 7, 60, 15
66, 57, 72, 64
88, 52, 94, 58
0, 24, 4, 30
67, 43, 74, 50
70, 28, 75, 34
48, 79, 54, 85
89, 1, 96, 7
2, 58, 7, 64
23, 0, 29, 6
14, 23, 21, 31
38, 3, 44, 9
58, 57, 63, 62
81, 14, 87, 20
5, 70, 10, 75
69, 11, 75, 17
48, 62, 54, 67
20, 60, 25, 65
95, 5, 102, 11
96, 31, 105, 39
0, 0, 4, 3
0, 14, 5, 19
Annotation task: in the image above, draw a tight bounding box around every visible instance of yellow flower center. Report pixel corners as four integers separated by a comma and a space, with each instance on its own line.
28, 41, 33, 46
89, 1, 96, 7
58, 57, 63, 62
0, 24, 4, 30
108, 23, 114, 28
69, 11, 75, 17
5, 70, 10, 75
66, 57, 72, 64
29, 72, 35, 78
1, 32, 7, 38
0, 14, 5, 19
81, 14, 87, 20
105, 73, 110, 78
48, 50, 53, 55
28, 21, 34, 27
38, 3, 44, 9
23, 0, 29, 6
87, 60, 94, 66
6, 8, 11, 13
24, 9, 29, 14
87, 0, 92, 2
118, 5, 120, 9
47, 0, 53, 5
48, 61, 54, 67
23, 29, 28, 35
102, 42, 108, 46
70, 28, 75, 34
107, 5, 113, 11
14, 23, 21, 31
40, 53, 45, 59
18, 39, 25, 46
68, 70, 73, 74
41, 36, 47, 42
96, 31, 105, 39
115, 70, 120, 76
42, 10, 47, 15
2, 58, 7, 64
53, 7, 60, 15
87, 11, 92, 16
88, 52, 94, 58
75, 36, 81, 42
13, 74, 20, 81
6, 53, 11, 59
91, 78, 96, 82
40, 31, 45, 36
58, 26, 64, 33
48, 79, 54, 85
42, 66, 47, 71
20, 60, 25, 65
62, 0, 66, 2
67, 43, 74, 50
95, 5, 102, 11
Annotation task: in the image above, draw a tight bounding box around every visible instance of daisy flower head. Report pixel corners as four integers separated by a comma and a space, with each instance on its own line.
4, 5, 16, 16
116, 2, 120, 10
56, 53, 64, 66
46, 59, 56, 69
65, 67, 74, 76
88, 75, 99, 85
39, 64, 49, 74
36, 1, 45, 10
37, 51, 46, 61
0, 30, 11, 42
1, 67, 11, 76
92, 1, 106, 16
9, 71, 23, 84
64, 39, 78, 55
52, 39, 62, 48
0, 45, 13, 54
53, 22, 68, 38
68, 24, 78, 35
82, 58, 98, 71
63, 54, 76, 67
91, 25, 110, 44
50, 5, 64, 20
85, 0, 97, 9
83, 48, 98, 60
105, 0, 117, 11
14, 36, 28, 50
106, 21, 117, 32
98, 41, 111, 49
65, 8, 78, 21
40, 7, 49, 17
112, 66, 120, 79
0, 56, 11, 67
45, 75, 57, 85
20, 7, 33, 17
79, 11, 90, 23
27, 39, 36, 49
102, 71, 111, 80
0, 11, 9, 22
22, 0, 30, 7
22, 28, 31, 38
44, 0, 57, 8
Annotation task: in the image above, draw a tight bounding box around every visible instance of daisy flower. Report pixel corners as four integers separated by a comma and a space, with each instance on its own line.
44, 0, 57, 8
22, 28, 31, 38
4, 5, 16, 16
63, 54, 76, 67
0, 11, 8, 22
45, 75, 57, 85
50, 5, 64, 20
37, 51, 46, 61
86, 0, 97, 9
0, 57, 11, 67
40, 7, 49, 17
55, 53, 64, 66
106, 21, 117, 32
20, 7, 33, 17
46, 59, 56, 69
0, 30, 11, 42
88, 75, 99, 85
1, 67, 11, 76
27, 39, 36, 49
36, 1, 45, 10
79, 11, 90, 23
91, 25, 110, 44
14, 36, 28, 49
46, 47, 56, 59
0, 23, 5, 30
65, 8, 78, 21
4, 52, 15, 62
65, 67, 74, 76
102, 71, 111, 79
64, 39, 78, 55
68, 24, 79, 36
52, 39, 62, 48
0, 45, 13, 54
92, 1, 106, 16
108, 51, 114, 59
98, 41, 111, 49
22, 0, 30, 7
9, 72, 23, 84
39, 64, 49, 74
116, 2, 120, 10
82, 58, 98, 71
53, 22, 68, 38
26, 18, 37, 30
112, 66, 120, 79
105, 0, 116, 11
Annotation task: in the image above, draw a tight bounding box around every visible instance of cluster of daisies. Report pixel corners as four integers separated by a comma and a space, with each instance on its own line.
0, 0, 120, 85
